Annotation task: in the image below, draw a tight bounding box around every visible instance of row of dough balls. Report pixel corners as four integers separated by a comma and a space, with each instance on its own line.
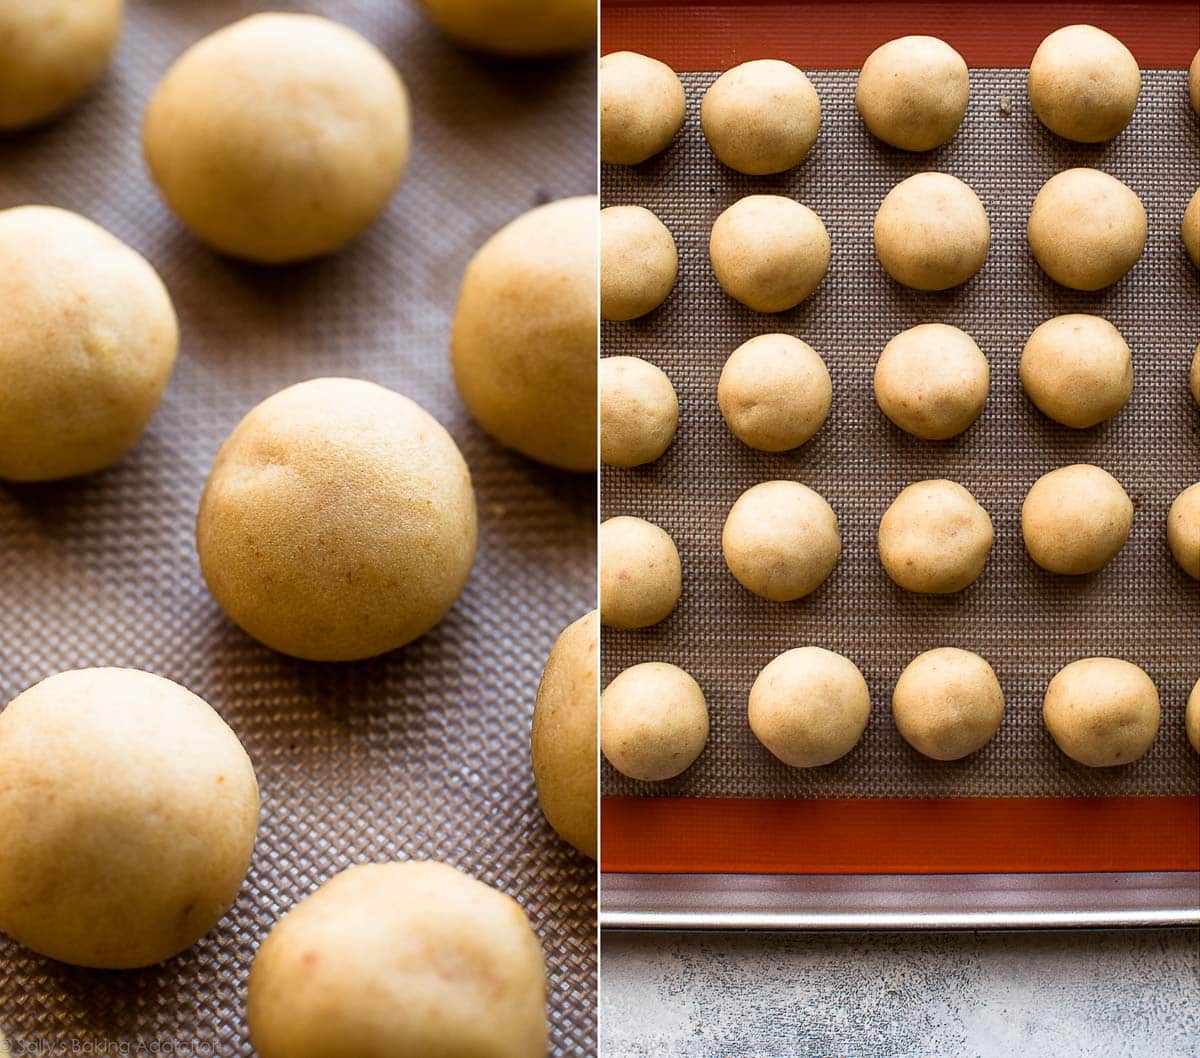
601, 651, 1200, 784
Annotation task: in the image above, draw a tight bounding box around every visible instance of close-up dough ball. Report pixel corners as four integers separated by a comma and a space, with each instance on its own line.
0, 668, 258, 969
749, 647, 871, 768
0, 0, 123, 130
0, 205, 177, 483
1020, 314, 1133, 428
143, 14, 410, 264
1021, 464, 1132, 575
855, 35, 969, 151
1187, 680, 1200, 753
701, 59, 821, 174
1184, 187, 1200, 268
600, 51, 686, 165
1043, 658, 1160, 767
892, 648, 1005, 761
718, 334, 832, 452
1028, 25, 1140, 142
873, 324, 989, 440
722, 481, 841, 601
1192, 49, 1200, 114
1167, 483, 1200, 580
710, 195, 831, 312
247, 862, 546, 1058
1028, 168, 1146, 290
452, 196, 597, 471
197, 378, 477, 662
532, 611, 598, 858
601, 205, 678, 320
878, 480, 993, 594
600, 516, 682, 628
1193, 346, 1200, 406
417, 0, 595, 56
601, 662, 709, 781
600, 356, 678, 467
874, 173, 989, 290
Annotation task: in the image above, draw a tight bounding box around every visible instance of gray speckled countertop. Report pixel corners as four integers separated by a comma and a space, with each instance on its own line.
600, 929, 1200, 1057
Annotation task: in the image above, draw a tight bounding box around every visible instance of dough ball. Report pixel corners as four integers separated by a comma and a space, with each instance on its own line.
452, 196, 597, 471
247, 862, 546, 1058
197, 378, 477, 662
1184, 187, 1200, 269
878, 480, 993, 594
417, 0, 594, 56
0, 205, 177, 482
1022, 464, 1132, 575
718, 334, 832, 452
600, 51, 686, 165
710, 195, 831, 312
701, 59, 821, 175
0, 0, 122, 130
1028, 25, 1140, 142
1043, 658, 1160, 767
722, 481, 840, 601
1192, 346, 1200, 406
1168, 483, 1200, 580
600, 516, 681, 628
874, 324, 989, 440
874, 173, 989, 290
855, 36, 969, 151
1020, 314, 1133, 428
600, 356, 678, 467
0, 668, 258, 969
1027, 168, 1146, 290
531, 611, 598, 858
1187, 679, 1200, 754
749, 647, 871, 768
601, 662, 709, 781
143, 14, 410, 264
600, 206, 677, 320
892, 648, 1004, 761
1192, 49, 1200, 115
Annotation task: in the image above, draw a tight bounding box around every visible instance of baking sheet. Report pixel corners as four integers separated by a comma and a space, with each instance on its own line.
0, 1, 596, 1053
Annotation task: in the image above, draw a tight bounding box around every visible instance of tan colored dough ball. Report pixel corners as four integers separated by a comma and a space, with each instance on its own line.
874, 324, 989, 440
531, 611, 598, 858
701, 59, 821, 175
600, 51, 686, 165
855, 35, 969, 151
601, 662, 709, 781
1020, 314, 1133, 428
1028, 25, 1140, 142
874, 173, 989, 290
600, 516, 681, 628
143, 14, 410, 264
1184, 187, 1200, 269
0, 668, 258, 969
197, 378, 477, 662
1022, 464, 1132, 575
1187, 679, 1200, 753
718, 334, 832, 452
0, 205, 177, 483
0, 0, 122, 130
247, 863, 546, 1058
892, 648, 1004, 761
1027, 168, 1146, 290
722, 481, 840, 601
878, 480, 993, 594
417, 0, 594, 56
1167, 483, 1200, 580
452, 196, 597, 471
710, 195, 831, 312
1191, 50, 1200, 115
600, 356, 678, 467
749, 647, 871, 768
1043, 658, 1160, 767
600, 205, 678, 320
1193, 345, 1200, 406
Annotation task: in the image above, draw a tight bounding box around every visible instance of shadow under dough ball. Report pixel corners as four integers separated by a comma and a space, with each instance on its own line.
0, 668, 259, 969
855, 35, 969, 151
892, 647, 1005, 761
878, 480, 994, 593
143, 13, 410, 264
1184, 187, 1200, 269
1028, 25, 1140, 143
600, 356, 679, 467
600, 51, 686, 165
247, 863, 547, 1058
600, 205, 678, 321
1167, 483, 1200, 580
452, 196, 598, 471
196, 378, 478, 662
1043, 658, 1160, 767
417, 0, 595, 56
1021, 463, 1132, 575
599, 515, 682, 629
1020, 314, 1132, 428
601, 662, 709, 782
0, 206, 177, 483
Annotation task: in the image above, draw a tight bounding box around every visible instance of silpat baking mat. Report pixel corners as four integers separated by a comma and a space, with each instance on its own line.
0, 0, 596, 1053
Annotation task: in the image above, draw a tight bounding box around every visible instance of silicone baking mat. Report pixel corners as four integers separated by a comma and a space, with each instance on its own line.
0, 1, 596, 1053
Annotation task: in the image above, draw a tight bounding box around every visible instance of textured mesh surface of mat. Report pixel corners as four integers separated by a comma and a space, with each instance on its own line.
602, 69, 1199, 801
0, 1, 596, 1054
